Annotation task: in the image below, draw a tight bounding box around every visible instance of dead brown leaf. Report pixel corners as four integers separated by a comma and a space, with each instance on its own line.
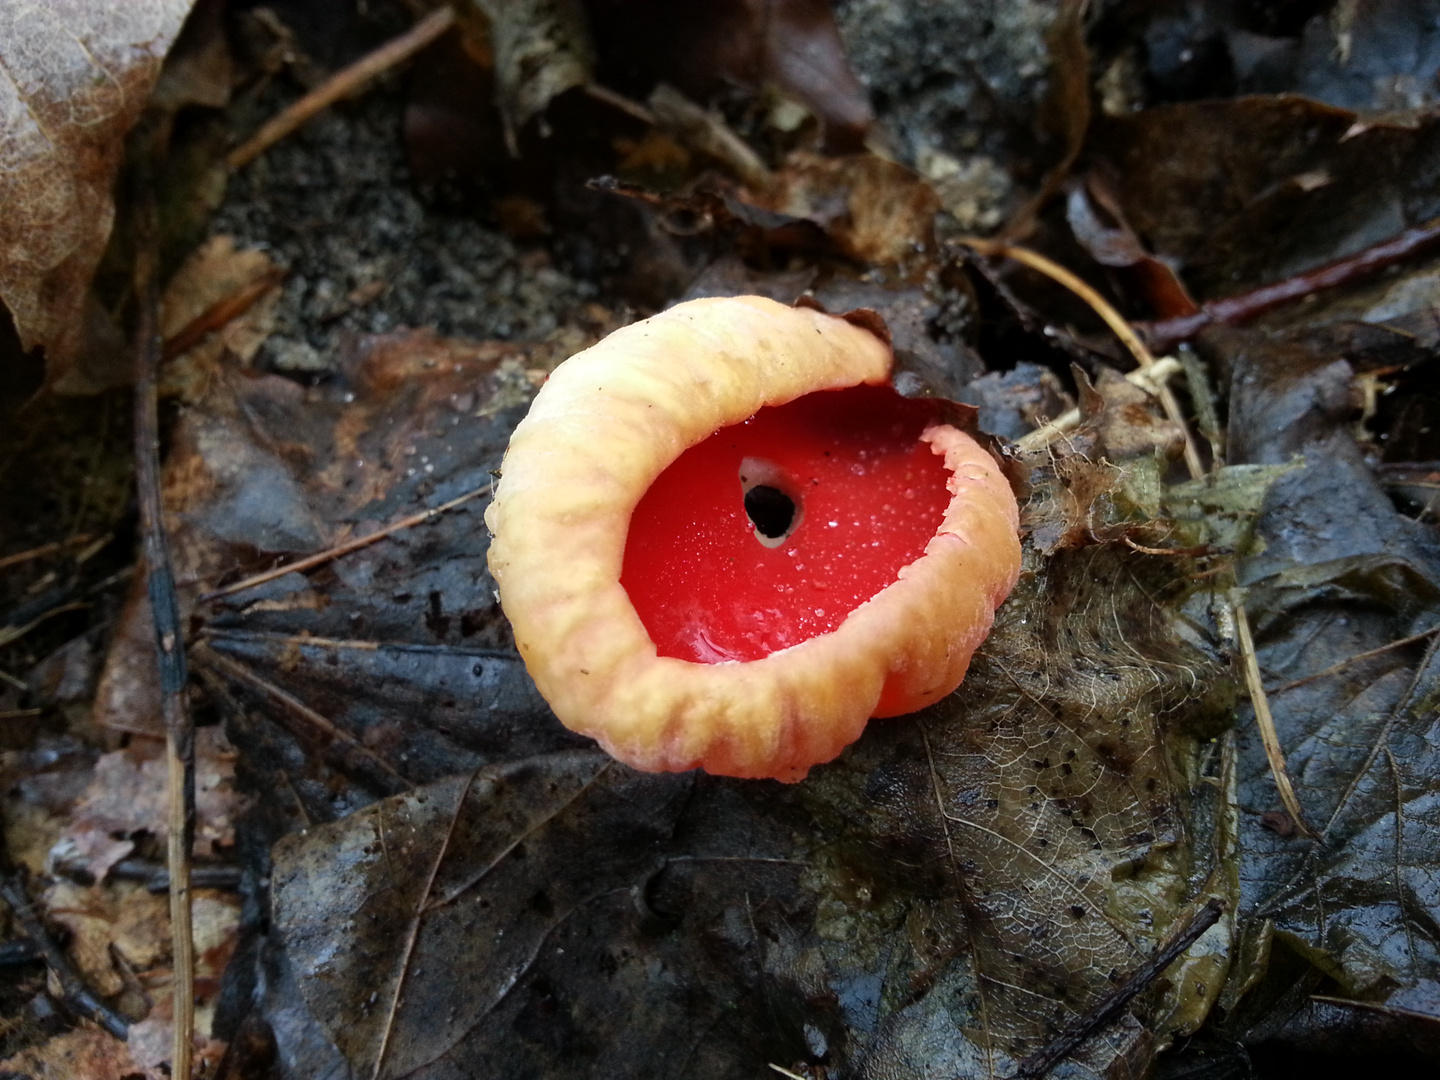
125, 890, 239, 1077
51, 727, 246, 881
759, 152, 940, 271
466, 0, 594, 151
158, 235, 281, 401
0, 0, 194, 386
0, 1026, 143, 1080
43, 879, 170, 998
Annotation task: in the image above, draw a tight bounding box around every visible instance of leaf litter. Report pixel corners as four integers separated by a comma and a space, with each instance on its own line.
2, 0, 1440, 1078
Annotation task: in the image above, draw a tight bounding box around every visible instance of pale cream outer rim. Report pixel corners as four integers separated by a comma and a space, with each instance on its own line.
485, 295, 1021, 781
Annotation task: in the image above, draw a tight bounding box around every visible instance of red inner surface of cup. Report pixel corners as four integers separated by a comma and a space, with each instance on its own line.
621, 384, 952, 663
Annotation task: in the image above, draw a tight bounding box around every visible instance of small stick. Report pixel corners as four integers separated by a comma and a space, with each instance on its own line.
1230, 589, 1317, 839
162, 268, 285, 361
584, 81, 776, 191
1271, 625, 1440, 695
133, 179, 196, 1080
0, 535, 98, 572
227, 7, 455, 170
197, 646, 410, 794
1308, 994, 1440, 1025
0, 602, 90, 649
200, 483, 492, 602
0, 872, 129, 1039
1139, 218, 1440, 351
1015, 898, 1226, 1078
583, 82, 656, 125
647, 83, 775, 192
0, 937, 44, 967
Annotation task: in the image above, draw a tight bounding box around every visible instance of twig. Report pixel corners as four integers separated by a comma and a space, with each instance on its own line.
647, 83, 775, 192
121, 860, 242, 894
200, 483, 492, 602
1014, 898, 1226, 1078
227, 7, 455, 170
0, 937, 43, 967
1309, 994, 1440, 1025
0, 601, 90, 649
133, 178, 196, 1080
1229, 589, 1317, 839
201, 627, 519, 662
1139, 218, 1440, 351
0, 871, 129, 1039
583, 81, 656, 125
0, 535, 98, 572
162, 268, 285, 361
196, 646, 410, 794
1270, 625, 1440, 695
583, 81, 776, 192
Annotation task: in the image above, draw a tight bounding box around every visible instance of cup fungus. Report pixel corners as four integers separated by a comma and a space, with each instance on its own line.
485, 296, 1021, 781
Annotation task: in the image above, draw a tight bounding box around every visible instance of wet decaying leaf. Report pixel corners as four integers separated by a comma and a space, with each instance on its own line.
1197, 323, 1440, 1050
164, 308, 1243, 1077
155, 324, 609, 799
273, 754, 692, 1079
0, 0, 194, 386
1094, 0, 1440, 118
10, 0, 1440, 1075
799, 540, 1237, 1079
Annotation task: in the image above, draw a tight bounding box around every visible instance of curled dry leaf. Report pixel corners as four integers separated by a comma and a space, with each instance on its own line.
1201, 324, 1440, 1020
0, 0, 194, 383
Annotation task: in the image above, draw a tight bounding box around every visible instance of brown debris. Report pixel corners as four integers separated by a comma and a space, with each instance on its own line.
0, 1, 193, 386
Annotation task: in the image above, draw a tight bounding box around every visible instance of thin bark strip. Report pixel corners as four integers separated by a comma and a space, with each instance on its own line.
1230, 590, 1318, 840
1139, 218, 1440, 350
200, 483, 492, 603
227, 7, 456, 170
133, 187, 196, 1079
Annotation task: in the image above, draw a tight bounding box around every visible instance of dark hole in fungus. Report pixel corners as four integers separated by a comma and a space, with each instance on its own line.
623, 384, 950, 662
744, 484, 797, 539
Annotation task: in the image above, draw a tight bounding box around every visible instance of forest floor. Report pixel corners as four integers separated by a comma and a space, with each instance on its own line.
2, 2, 1440, 1078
